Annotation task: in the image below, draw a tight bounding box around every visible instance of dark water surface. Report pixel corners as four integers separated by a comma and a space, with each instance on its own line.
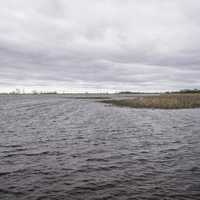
0, 95, 200, 200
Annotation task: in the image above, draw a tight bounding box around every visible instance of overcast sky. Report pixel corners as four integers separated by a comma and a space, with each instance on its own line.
0, 0, 200, 92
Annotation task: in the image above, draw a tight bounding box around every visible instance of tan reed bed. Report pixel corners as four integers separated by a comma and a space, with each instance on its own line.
100, 94, 200, 109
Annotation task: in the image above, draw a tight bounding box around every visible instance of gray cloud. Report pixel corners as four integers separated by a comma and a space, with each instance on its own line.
0, 0, 200, 92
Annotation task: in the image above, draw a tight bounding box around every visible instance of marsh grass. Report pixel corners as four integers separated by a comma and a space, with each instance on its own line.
101, 94, 200, 109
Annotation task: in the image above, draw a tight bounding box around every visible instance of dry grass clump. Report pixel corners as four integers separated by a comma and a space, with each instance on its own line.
101, 94, 200, 109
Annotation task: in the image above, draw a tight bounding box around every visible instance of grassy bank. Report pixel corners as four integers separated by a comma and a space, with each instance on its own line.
100, 94, 200, 109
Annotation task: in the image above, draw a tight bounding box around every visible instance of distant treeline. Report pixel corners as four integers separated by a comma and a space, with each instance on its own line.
118, 91, 152, 94
118, 89, 200, 94
166, 89, 200, 94
0, 89, 200, 95
0, 90, 58, 95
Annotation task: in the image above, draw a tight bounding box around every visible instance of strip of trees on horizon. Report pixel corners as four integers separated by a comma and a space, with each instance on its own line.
0, 88, 200, 95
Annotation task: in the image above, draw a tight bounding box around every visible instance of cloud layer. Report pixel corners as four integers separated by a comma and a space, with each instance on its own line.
1, 0, 200, 92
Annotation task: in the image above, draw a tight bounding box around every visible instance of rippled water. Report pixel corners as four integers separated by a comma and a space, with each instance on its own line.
0, 95, 200, 200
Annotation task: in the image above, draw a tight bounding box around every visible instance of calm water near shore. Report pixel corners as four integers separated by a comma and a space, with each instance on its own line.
0, 95, 200, 200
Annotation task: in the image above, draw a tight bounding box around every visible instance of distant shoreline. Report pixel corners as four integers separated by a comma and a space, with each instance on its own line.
0, 89, 200, 96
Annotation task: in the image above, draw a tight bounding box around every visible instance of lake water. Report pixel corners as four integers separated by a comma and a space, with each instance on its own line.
0, 95, 200, 200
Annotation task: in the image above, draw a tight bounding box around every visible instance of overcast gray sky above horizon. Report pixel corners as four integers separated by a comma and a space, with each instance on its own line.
0, 0, 200, 92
